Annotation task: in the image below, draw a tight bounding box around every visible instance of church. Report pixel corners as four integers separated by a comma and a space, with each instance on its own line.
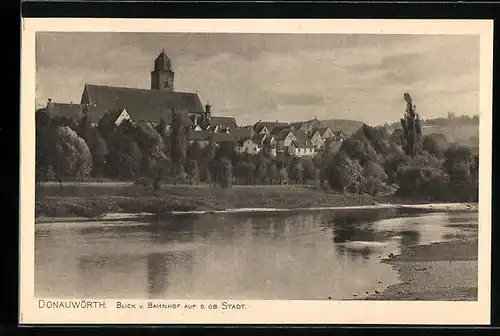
40, 50, 237, 133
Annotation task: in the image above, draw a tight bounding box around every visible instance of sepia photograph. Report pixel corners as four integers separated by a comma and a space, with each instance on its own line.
20, 19, 492, 325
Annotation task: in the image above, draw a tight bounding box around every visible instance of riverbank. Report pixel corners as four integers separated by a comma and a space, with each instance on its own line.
363, 238, 478, 301
35, 184, 478, 222
35, 184, 376, 220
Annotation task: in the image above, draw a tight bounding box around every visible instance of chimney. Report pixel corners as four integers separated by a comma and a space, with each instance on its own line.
205, 101, 212, 116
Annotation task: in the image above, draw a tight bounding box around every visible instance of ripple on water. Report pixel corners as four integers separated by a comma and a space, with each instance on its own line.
34, 210, 477, 300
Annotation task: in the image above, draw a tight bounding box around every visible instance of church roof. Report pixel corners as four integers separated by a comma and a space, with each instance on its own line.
156, 50, 171, 62
44, 102, 83, 122
82, 84, 204, 125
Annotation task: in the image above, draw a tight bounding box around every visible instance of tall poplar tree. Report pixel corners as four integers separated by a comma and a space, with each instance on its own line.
400, 92, 422, 158
169, 108, 186, 164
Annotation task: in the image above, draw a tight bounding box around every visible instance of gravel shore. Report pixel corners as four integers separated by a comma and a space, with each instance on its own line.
364, 239, 478, 301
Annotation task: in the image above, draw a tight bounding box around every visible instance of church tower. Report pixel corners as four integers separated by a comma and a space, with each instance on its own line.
150, 49, 175, 92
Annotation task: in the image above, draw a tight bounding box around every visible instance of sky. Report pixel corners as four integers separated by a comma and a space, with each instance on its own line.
36, 32, 479, 126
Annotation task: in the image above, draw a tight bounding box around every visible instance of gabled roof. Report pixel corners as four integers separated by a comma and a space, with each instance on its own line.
236, 126, 253, 141
252, 133, 267, 145
263, 135, 276, 146
210, 116, 237, 130
333, 131, 347, 138
294, 130, 311, 148
82, 84, 204, 125
291, 118, 323, 131
270, 125, 292, 136
292, 139, 314, 149
290, 121, 304, 130
45, 103, 83, 122
253, 121, 290, 133
317, 127, 333, 137
273, 128, 295, 140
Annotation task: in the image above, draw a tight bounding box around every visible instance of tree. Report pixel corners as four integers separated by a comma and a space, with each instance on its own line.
301, 157, 316, 182
443, 145, 476, 201
395, 160, 450, 201
216, 158, 233, 188
155, 117, 167, 138
400, 92, 422, 157
337, 154, 364, 193
215, 141, 236, 161
135, 122, 165, 155
52, 126, 93, 184
443, 144, 474, 172
134, 122, 166, 175
422, 133, 449, 158
340, 136, 381, 165
288, 159, 304, 184
390, 128, 404, 147
148, 157, 172, 190
325, 152, 364, 193
266, 163, 278, 184
36, 111, 55, 181
360, 124, 391, 156
199, 143, 216, 182
86, 129, 108, 177
97, 112, 120, 142
169, 108, 187, 165
51, 116, 78, 131
256, 162, 268, 184
277, 168, 288, 185
363, 161, 388, 182
383, 149, 409, 184
185, 159, 199, 185
186, 141, 203, 162
76, 115, 93, 143
107, 134, 143, 180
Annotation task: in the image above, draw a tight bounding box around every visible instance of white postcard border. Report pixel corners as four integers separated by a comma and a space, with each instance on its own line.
20, 18, 493, 325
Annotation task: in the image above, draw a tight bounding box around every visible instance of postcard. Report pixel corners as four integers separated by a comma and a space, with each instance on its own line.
20, 18, 493, 325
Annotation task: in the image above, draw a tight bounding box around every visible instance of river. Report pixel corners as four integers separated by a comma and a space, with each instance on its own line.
35, 209, 478, 300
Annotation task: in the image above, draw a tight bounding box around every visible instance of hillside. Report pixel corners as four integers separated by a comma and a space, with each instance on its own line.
421, 125, 479, 147
319, 119, 365, 135
385, 117, 479, 149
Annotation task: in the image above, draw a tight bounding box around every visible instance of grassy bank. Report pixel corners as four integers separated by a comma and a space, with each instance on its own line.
363, 238, 478, 301
35, 183, 378, 219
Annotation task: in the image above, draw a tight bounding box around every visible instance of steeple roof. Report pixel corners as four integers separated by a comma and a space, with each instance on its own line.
156, 49, 170, 62
154, 49, 172, 71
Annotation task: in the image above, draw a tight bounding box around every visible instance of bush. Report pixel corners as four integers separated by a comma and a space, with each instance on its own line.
361, 176, 387, 196
53, 126, 93, 181
326, 152, 365, 193
422, 133, 449, 158
395, 159, 450, 201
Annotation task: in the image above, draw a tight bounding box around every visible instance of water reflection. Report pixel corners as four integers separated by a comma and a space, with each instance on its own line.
147, 252, 169, 298
399, 230, 421, 248
35, 209, 478, 300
